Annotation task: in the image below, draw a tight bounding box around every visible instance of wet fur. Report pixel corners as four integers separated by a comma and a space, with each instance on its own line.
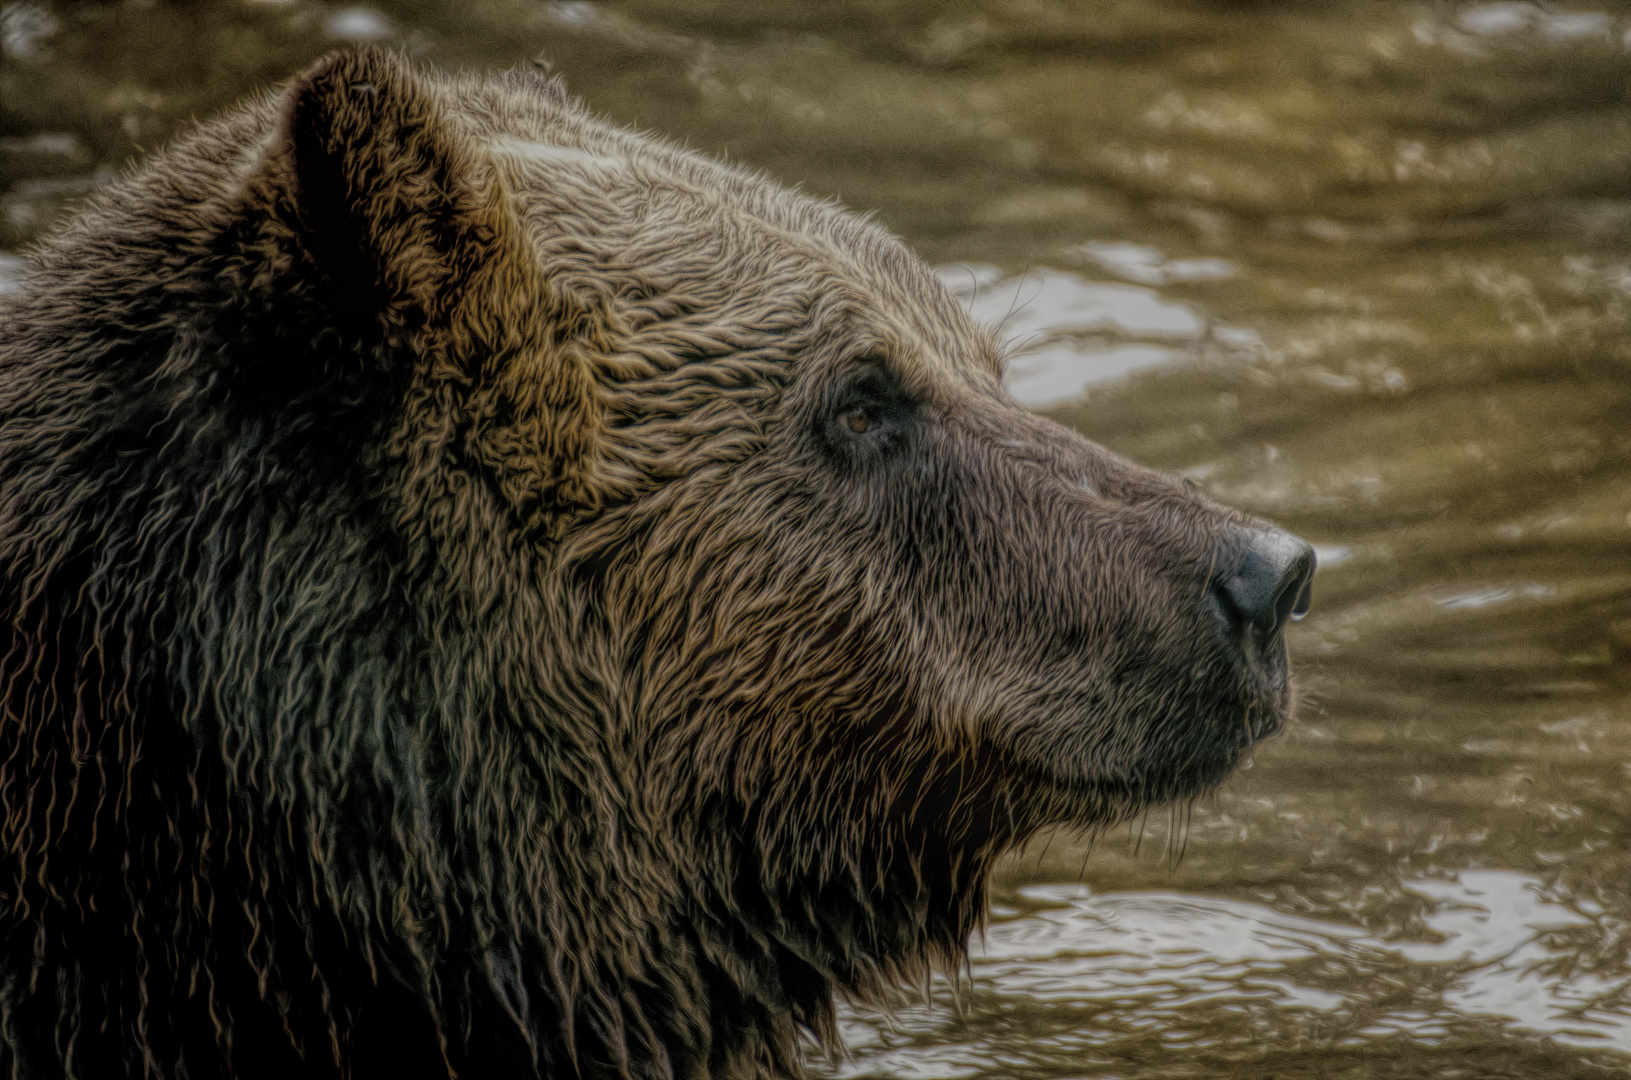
0, 50, 1288, 1080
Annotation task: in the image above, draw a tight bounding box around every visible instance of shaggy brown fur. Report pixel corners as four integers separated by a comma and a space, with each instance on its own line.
0, 49, 1300, 1080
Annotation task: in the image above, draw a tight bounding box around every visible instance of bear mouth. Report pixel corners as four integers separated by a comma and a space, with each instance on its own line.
1102, 618, 1300, 810
1001, 628, 1297, 822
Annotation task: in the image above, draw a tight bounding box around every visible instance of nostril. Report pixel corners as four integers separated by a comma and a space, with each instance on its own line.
1212, 527, 1316, 640
1289, 577, 1313, 623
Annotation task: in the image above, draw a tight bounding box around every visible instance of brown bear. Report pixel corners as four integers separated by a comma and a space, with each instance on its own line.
0, 47, 1313, 1080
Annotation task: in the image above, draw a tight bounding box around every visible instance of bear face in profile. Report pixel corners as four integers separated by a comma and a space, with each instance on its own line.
0, 47, 1312, 1080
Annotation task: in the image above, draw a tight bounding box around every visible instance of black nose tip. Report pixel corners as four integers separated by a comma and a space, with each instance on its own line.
1213, 527, 1315, 640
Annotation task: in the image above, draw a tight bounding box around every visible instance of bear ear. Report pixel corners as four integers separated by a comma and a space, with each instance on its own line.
280, 46, 493, 321
265, 48, 606, 525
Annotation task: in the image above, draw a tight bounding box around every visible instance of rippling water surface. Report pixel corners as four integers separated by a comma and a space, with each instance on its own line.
6, 1, 1631, 1075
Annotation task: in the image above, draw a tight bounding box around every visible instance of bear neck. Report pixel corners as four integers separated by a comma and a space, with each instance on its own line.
662, 705, 1030, 1063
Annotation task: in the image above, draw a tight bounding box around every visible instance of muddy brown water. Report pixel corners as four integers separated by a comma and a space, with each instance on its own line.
6, 1, 1631, 1076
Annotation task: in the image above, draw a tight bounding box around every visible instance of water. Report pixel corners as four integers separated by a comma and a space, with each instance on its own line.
5, 1, 1631, 1075
828, 873, 1628, 1079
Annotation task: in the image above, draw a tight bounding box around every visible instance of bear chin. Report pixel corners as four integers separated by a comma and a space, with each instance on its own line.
0, 45, 1313, 1080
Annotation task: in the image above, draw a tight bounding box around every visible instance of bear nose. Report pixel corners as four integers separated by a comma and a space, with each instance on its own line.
1212, 526, 1315, 640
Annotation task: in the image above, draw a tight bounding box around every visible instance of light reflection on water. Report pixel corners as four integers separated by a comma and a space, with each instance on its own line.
935, 261, 1258, 409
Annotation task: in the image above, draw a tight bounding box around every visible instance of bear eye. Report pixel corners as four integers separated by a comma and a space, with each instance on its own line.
821, 364, 914, 462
